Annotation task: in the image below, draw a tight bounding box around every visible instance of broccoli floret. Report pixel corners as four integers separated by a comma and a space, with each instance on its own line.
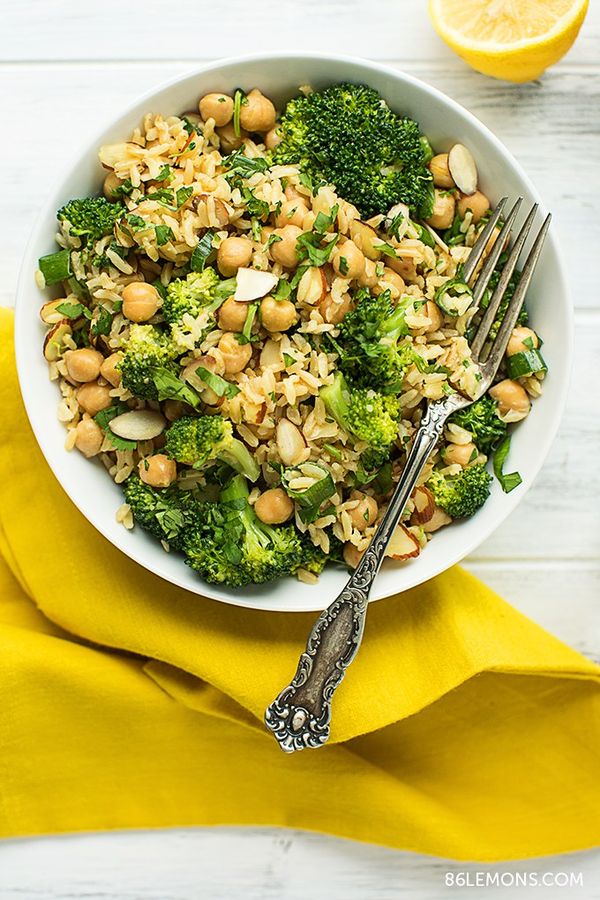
163, 269, 237, 324
449, 395, 507, 455
427, 464, 492, 518
123, 473, 200, 550
57, 197, 125, 243
300, 533, 343, 575
165, 415, 260, 482
320, 372, 400, 463
118, 324, 179, 400
183, 474, 306, 586
274, 83, 434, 218
336, 289, 415, 391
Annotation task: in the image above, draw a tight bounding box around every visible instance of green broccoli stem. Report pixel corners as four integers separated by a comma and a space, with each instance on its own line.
319, 372, 351, 432
220, 474, 273, 549
221, 438, 261, 483
379, 302, 410, 339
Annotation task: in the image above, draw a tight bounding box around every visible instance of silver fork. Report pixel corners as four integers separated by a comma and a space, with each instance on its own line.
265, 199, 551, 753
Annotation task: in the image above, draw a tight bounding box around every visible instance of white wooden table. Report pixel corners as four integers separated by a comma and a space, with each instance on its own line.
1, 2, 599, 897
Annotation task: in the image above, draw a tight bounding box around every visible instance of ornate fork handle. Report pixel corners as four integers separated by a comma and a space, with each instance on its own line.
265, 397, 461, 752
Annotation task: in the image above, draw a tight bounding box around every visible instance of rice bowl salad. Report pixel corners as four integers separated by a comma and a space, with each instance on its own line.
35, 82, 547, 588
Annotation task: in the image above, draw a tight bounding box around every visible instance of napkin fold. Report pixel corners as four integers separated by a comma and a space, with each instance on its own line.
1, 307, 599, 860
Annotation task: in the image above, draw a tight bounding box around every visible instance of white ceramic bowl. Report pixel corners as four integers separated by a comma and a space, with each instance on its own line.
15, 53, 571, 612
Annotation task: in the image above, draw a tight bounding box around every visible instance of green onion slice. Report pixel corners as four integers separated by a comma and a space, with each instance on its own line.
241, 303, 258, 343
493, 434, 522, 494
434, 278, 474, 317
505, 349, 547, 379
190, 231, 214, 272
282, 463, 336, 524
414, 224, 436, 249
232, 89, 245, 138
195, 365, 241, 399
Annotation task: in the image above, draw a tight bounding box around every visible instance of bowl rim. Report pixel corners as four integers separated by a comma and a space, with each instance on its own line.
14, 52, 573, 612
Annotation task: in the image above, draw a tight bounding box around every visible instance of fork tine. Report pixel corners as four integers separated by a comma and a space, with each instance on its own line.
461, 196, 508, 283
470, 197, 522, 309
470, 200, 536, 359
482, 213, 551, 373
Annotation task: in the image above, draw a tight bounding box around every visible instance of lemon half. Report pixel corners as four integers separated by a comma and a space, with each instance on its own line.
428, 0, 589, 82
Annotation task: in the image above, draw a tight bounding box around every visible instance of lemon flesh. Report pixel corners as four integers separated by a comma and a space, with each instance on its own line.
429, 0, 589, 82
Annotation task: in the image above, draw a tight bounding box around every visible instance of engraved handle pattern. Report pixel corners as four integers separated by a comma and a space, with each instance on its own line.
265, 398, 460, 752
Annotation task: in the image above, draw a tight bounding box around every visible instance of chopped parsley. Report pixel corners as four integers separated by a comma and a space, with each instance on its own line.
155, 225, 174, 246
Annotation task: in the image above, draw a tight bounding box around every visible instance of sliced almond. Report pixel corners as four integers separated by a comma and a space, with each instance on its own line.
448, 144, 478, 196
422, 505, 452, 533
99, 142, 139, 170
385, 202, 410, 230
296, 267, 327, 305
193, 194, 229, 226
43, 321, 72, 362
181, 111, 202, 127
385, 523, 421, 560
244, 402, 267, 425
349, 220, 381, 260
276, 418, 306, 466
109, 409, 166, 441
40, 299, 67, 325
259, 338, 284, 371
411, 486, 435, 525
234, 268, 278, 302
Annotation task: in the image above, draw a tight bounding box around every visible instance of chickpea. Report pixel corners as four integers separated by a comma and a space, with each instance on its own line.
444, 442, 477, 468
423, 300, 444, 333
239, 88, 276, 133
343, 543, 365, 569
65, 348, 103, 383
216, 122, 249, 153
122, 282, 160, 323
218, 332, 253, 374
332, 240, 365, 280
76, 381, 112, 416
270, 225, 302, 268
103, 171, 124, 201
254, 488, 294, 525
507, 326, 539, 357
138, 454, 177, 489
386, 255, 417, 282
217, 236, 253, 277
381, 267, 405, 297
74, 417, 104, 458
457, 190, 490, 224
275, 198, 309, 229
358, 258, 379, 288
489, 379, 531, 419
198, 93, 234, 127
260, 296, 298, 333
218, 296, 250, 332
100, 352, 122, 387
265, 126, 282, 150
348, 491, 378, 532
319, 291, 353, 325
428, 153, 455, 189
426, 189, 456, 230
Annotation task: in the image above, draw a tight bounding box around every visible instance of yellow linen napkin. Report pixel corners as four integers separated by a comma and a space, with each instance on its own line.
0, 307, 599, 860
